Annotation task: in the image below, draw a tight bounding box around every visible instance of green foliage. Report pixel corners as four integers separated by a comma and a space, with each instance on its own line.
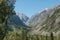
0, 0, 16, 40
0, 0, 16, 23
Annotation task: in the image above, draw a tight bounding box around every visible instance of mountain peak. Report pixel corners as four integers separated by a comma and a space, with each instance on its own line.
38, 8, 49, 13
16, 13, 29, 23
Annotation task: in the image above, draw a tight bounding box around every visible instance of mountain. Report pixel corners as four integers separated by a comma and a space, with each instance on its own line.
26, 5, 60, 36
7, 14, 30, 31
16, 13, 29, 23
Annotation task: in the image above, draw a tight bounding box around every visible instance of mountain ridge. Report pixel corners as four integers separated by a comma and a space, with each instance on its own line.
26, 5, 60, 36
16, 13, 29, 23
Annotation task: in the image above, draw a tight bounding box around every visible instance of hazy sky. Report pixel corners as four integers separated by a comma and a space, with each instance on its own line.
14, 0, 60, 17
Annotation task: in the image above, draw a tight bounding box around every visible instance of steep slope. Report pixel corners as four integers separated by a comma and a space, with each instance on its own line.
7, 14, 30, 31
16, 13, 29, 23
26, 5, 60, 36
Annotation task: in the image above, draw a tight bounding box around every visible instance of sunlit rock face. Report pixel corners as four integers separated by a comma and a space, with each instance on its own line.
26, 5, 60, 36
16, 13, 29, 23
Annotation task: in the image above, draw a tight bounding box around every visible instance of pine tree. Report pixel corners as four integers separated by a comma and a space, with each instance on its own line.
0, 0, 16, 40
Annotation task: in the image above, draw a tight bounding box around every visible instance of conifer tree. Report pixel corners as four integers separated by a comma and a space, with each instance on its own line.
0, 0, 16, 40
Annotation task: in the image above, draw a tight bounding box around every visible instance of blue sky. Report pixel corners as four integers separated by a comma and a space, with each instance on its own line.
14, 0, 60, 17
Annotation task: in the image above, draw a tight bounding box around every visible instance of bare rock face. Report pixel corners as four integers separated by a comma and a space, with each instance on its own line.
16, 13, 29, 23
26, 5, 60, 36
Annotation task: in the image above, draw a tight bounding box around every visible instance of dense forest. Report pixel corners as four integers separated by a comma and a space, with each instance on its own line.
0, 0, 60, 40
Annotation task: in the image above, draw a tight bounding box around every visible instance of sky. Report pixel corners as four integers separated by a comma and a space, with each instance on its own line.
14, 0, 60, 17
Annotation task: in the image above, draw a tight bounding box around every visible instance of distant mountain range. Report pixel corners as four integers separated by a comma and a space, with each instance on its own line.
7, 13, 29, 31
